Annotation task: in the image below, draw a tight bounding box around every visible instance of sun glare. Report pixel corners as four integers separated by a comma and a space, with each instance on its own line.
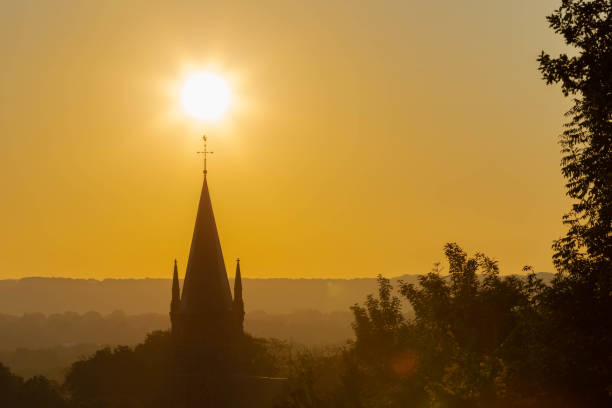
181, 72, 231, 121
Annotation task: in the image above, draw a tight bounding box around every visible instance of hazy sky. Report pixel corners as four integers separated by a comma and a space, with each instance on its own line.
1, 0, 570, 279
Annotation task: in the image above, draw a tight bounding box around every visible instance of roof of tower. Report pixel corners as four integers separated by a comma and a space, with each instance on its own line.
179, 176, 233, 314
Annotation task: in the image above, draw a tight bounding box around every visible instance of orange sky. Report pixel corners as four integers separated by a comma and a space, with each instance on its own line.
1, 0, 570, 279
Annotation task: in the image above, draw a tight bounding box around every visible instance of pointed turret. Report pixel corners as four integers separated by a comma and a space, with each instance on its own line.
170, 259, 180, 331
233, 258, 245, 333
171, 260, 180, 307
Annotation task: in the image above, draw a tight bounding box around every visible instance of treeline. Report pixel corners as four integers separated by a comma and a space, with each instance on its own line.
0, 331, 289, 408
280, 244, 610, 407
0, 310, 353, 381
0, 364, 67, 408
0, 344, 100, 383
0, 311, 168, 350
0, 242, 608, 407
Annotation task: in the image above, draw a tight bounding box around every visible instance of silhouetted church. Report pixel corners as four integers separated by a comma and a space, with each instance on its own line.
169, 157, 284, 407
169, 174, 243, 347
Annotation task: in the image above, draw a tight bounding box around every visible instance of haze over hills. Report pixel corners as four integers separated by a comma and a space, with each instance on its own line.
0, 309, 355, 380
0, 273, 553, 381
0, 274, 553, 315
0, 276, 400, 315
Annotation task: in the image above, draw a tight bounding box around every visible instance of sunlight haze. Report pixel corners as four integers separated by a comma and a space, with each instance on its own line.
1, 0, 568, 279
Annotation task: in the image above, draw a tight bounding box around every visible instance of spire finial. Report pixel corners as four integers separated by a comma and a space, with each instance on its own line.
197, 134, 214, 176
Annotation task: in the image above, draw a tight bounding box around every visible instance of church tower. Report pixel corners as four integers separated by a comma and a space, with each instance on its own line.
168, 136, 286, 408
169, 135, 241, 346
169, 136, 252, 407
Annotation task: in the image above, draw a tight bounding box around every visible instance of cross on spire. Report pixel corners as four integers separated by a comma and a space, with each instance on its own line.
197, 135, 213, 175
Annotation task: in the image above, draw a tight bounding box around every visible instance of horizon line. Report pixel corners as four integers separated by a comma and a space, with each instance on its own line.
1, 272, 554, 282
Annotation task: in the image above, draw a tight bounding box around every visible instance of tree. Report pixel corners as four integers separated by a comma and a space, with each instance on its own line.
351, 275, 404, 362
0, 362, 22, 407
20, 376, 68, 408
0, 363, 67, 408
538, 1, 612, 404
344, 244, 549, 407
538, 0, 612, 277
399, 244, 546, 407
64, 331, 173, 408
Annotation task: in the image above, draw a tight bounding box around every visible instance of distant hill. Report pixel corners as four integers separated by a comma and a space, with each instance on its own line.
0, 273, 554, 380
0, 309, 355, 380
0, 274, 553, 315
0, 309, 354, 350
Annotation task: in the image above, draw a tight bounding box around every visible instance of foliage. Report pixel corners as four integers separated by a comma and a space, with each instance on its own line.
279, 240, 612, 407
4, 246, 609, 407
278, 244, 552, 408
538, 0, 612, 282
538, 0, 612, 272
233, 334, 290, 377
0, 362, 68, 408
278, 347, 348, 408
60, 330, 288, 407
538, 1, 612, 404
351, 275, 404, 362
64, 330, 173, 408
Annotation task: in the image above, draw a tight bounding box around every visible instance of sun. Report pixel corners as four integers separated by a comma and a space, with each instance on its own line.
181, 72, 231, 121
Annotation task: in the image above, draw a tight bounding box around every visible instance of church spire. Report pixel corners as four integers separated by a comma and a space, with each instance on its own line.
179, 143, 233, 331
233, 258, 245, 333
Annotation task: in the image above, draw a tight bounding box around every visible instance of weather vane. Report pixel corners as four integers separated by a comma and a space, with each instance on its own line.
197, 134, 213, 175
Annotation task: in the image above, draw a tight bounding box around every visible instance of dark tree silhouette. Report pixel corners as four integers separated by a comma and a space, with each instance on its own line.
538, 0, 612, 277
280, 244, 550, 408
20, 375, 67, 408
64, 331, 173, 408
0, 362, 22, 407
396, 244, 545, 407
0, 363, 67, 408
538, 1, 612, 404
